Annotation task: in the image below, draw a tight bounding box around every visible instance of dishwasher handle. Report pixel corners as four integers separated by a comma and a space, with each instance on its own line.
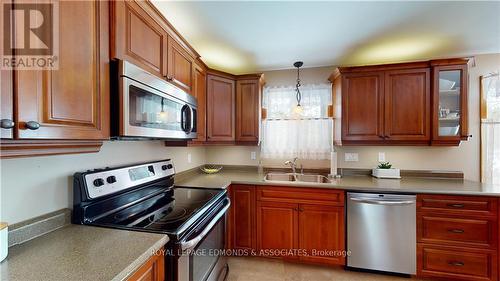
349, 197, 415, 206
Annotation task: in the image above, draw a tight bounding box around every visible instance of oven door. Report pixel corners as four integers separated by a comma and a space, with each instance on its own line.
120, 76, 197, 139
177, 199, 230, 281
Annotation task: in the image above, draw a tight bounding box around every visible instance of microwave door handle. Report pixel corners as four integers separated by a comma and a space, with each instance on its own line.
186, 105, 193, 134
180, 104, 188, 132
181, 202, 230, 251
189, 106, 195, 134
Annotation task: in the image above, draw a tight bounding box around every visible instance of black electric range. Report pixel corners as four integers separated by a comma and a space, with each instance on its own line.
72, 159, 230, 281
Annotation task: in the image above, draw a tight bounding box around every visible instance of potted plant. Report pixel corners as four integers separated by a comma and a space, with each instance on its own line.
372, 162, 401, 179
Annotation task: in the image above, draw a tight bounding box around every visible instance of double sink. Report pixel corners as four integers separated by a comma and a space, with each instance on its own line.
264, 173, 332, 184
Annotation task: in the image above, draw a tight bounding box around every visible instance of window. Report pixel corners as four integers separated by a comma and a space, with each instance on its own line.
261, 83, 332, 160
481, 73, 500, 184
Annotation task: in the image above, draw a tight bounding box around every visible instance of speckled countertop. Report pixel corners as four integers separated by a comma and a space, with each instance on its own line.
175, 170, 500, 196
0, 224, 168, 281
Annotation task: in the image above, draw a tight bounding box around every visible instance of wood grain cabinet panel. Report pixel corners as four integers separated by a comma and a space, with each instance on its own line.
418, 195, 498, 217
15, 0, 109, 140
127, 253, 164, 281
167, 36, 193, 92
298, 204, 345, 265
384, 68, 430, 142
236, 79, 260, 142
1, 70, 13, 139
256, 201, 298, 255
111, 0, 167, 79
341, 72, 385, 141
228, 185, 256, 250
206, 75, 235, 141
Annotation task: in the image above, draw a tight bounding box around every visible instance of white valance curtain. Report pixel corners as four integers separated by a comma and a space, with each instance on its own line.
261, 84, 332, 160
481, 73, 500, 184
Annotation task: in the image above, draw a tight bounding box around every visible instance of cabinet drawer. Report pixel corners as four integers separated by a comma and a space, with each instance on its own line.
257, 186, 344, 206
418, 244, 497, 281
418, 215, 497, 249
418, 195, 497, 217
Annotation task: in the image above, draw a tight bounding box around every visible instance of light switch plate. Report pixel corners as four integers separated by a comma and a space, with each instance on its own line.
345, 153, 359, 162
250, 151, 257, 160
378, 152, 386, 162
187, 153, 192, 163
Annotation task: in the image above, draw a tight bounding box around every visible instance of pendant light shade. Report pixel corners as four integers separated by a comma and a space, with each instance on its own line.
293, 61, 304, 115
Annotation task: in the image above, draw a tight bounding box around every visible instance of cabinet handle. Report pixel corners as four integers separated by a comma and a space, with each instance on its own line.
164, 75, 173, 81
447, 203, 465, 208
299, 208, 304, 212
0, 119, 15, 129
25, 121, 40, 130
448, 261, 464, 267
448, 229, 464, 234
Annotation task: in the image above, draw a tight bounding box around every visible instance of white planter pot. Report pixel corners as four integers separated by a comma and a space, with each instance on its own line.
372, 168, 401, 179
0, 223, 7, 263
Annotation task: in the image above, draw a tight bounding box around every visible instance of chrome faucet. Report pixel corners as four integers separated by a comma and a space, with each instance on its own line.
284, 157, 299, 175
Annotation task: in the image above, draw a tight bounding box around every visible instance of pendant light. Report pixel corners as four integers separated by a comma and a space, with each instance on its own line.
293, 61, 304, 115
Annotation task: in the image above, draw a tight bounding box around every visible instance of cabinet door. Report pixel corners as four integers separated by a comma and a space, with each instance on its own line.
256, 201, 298, 255
15, 0, 109, 139
229, 185, 256, 250
1, 70, 13, 139
167, 36, 193, 93
207, 75, 235, 141
112, 0, 167, 79
298, 204, 345, 265
431, 64, 468, 146
127, 253, 164, 281
236, 79, 260, 142
342, 72, 385, 142
384, 68, 430, 142
192, 63, 206, 142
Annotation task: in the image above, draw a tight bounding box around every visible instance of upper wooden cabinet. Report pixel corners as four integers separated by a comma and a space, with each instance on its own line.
431, 59, 469, 146
206, 74, 236, 142
384, 68, 430, 142
111, 0, 168, 78
236, 75, 263, 144
332, 59, 468, 146
341, 72, 385, 142
167, 36, 194, 92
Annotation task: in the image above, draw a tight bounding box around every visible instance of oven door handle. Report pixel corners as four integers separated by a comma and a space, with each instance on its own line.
181, 200, 230, 250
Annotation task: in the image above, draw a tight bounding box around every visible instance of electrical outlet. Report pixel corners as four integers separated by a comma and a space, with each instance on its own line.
344, 153, 359, 162
378, 152, 386, 162
250, 151, 257, 160
187, 153, 192, 163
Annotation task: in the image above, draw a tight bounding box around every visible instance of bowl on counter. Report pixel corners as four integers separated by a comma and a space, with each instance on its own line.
200, 165, 223, 174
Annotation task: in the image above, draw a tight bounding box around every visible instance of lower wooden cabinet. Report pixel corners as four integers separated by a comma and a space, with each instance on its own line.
417, 194, 499, 281
128, 253, 164, 281
227, 185, 256, 250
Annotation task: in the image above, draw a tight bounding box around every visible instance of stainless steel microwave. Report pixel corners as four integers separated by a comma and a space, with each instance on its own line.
111, 60, 197, 140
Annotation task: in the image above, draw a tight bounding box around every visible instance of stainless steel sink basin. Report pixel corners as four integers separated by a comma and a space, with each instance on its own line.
264, 173, 331, 183
295, 174, 331, 183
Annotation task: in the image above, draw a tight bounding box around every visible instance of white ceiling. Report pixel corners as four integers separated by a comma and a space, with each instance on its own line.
152, 1, 500, 74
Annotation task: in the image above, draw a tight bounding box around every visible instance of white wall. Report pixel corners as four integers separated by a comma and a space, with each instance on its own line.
0, 141, 206, 224
206, 53, 500, 181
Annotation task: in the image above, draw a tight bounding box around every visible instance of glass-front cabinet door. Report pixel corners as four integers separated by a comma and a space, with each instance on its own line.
431, 60, 469, 145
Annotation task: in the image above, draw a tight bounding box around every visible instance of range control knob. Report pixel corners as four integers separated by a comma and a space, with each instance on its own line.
93, 178, 105, 187
162, 164, 173, 170
167, 164, 173, 169
106, 176, 117, 184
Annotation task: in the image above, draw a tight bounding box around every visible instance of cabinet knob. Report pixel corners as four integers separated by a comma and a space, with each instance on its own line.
448, 229, 464, 234
25, 121, 40, 130
164, 75, 173, 81
0, 119, 15, 129
448, 261, 464, 267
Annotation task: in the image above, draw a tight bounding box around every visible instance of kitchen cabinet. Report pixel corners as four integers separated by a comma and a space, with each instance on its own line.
111, 0, 168, 79
236, 76, 263, 144
431, 59, 469, 146
340, 72, 385, 142
384, 68, 430, 142
127, 253, 165, 281
206, 74, 235, 142
1, 0, 109, 158
0, 70, 13, 139
228, 185, 256, 251
255, 186, 345, 265
417, 194, 498, 281
167, 36, 193, 93
332, 59, 468, 146
191, 62, 207, 143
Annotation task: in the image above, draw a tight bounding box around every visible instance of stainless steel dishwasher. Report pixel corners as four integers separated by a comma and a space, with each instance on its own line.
347, 192, 416, 275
